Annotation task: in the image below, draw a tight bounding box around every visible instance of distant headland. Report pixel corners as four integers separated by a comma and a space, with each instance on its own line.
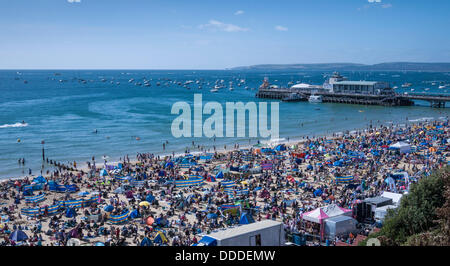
229, 62, 450, 72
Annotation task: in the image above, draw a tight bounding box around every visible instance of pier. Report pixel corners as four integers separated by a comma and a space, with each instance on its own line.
256, 88, 450, 107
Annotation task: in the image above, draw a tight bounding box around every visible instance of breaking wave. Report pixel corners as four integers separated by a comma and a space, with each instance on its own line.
0, 122, 29, 128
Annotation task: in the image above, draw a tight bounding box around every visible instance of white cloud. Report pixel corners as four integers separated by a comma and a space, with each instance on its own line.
382, 3, 392, 8
234, 10, 244, 16
368, 0, 382, 2
199, 20, 249, 32
67, 0, 81, 3
275, 25, 288, 32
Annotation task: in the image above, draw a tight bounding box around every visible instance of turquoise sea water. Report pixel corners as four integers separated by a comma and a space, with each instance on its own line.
0, 70, 449, 178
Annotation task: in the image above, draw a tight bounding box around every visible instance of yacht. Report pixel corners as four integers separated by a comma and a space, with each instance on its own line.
210, 88, 219, 93
438, 85, 446, 89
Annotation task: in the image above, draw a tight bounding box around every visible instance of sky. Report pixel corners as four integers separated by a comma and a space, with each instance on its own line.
0, 0, 449, 69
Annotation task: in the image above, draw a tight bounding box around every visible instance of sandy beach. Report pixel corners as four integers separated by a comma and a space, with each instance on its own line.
0, 119, 448, 246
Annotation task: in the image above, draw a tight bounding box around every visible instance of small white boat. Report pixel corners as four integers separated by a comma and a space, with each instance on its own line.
402, 83, 412, 88
308, 95, 323, 103
439, 85, 446, 89
210, 88, 219, 93
229, 87, 234, 91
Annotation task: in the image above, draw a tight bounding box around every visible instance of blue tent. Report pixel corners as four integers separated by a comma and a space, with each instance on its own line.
239, 212, 255, 224
146, 194, 155, 203
307, 165, 313, 170
333, 160, 343, 167
313, 189, 323, 197
65, 208, 77, 218
9, 230, 28, 242
155, 217, 167, 226
104, 205, 114, 212
140, 237, 153, 246
215, 171, 224, 179
130, 209, 140, 219
165, 162, 174, 168
100, 169, 108, 177
275, 144, 286, 151
153, 231, 168, 244
206, 213, 218, 220
33, 176, 47, 184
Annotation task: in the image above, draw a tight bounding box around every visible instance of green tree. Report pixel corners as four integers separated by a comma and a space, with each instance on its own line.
360, 166, 448, 246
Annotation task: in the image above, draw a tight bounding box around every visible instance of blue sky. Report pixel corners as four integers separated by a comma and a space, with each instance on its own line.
0, 0, 449, 69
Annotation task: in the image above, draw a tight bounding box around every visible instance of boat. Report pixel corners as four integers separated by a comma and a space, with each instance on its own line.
439, 85, 446, 89
308, 95, 322, 103
402, 83, 412, 88
229, 87, 234, 91
210, 88, 219, 93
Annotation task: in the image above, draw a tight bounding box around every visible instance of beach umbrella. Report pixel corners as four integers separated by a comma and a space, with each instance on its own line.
9, 230, 28, 242
100, 169, 108, 177
104, 205, 114, 212
146, 216, 155, 226
139, 201, 150, 207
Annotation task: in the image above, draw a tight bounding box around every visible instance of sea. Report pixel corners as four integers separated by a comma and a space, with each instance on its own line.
0, 70, 449, 179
